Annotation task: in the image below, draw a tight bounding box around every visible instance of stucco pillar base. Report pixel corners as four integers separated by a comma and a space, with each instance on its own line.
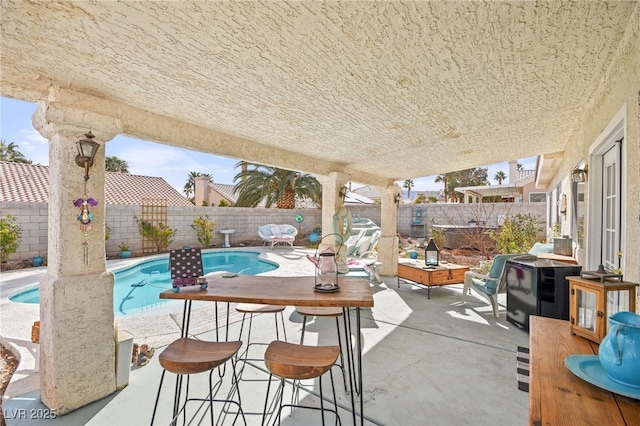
39, 272, 116, 415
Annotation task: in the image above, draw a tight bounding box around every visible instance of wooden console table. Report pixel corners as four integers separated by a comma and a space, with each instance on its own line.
529, 316, 640, 425
397, 260, 468, 298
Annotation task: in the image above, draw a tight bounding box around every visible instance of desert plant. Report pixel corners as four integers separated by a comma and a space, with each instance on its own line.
105, 224, 112, 241
0, 215, 22, 262
134, 217, 177, 253
428, 219, 445, 250
490, 213, 540, 254
118, 242, 130, 252
191, 215, 216, 247
218, 199, 231, 207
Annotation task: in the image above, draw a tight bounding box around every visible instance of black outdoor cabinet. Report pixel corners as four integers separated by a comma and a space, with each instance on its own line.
505, 258, 582, 332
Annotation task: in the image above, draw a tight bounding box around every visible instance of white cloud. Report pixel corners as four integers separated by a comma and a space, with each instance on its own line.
18, 129, 49, 165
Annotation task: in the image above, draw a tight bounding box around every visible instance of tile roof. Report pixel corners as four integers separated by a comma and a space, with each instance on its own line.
210, 183, 237, 202
0, 161, 192, 206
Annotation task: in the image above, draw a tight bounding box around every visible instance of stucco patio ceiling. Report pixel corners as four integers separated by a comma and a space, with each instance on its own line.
1, 1, 637, 187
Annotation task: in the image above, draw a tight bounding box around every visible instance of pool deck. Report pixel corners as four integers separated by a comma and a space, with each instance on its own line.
0, 246, 530, 425
0, 247, 357, 397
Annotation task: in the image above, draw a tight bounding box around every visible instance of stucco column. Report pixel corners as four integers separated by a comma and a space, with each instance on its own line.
33, 101, 121, 415
316, 172, 350, 273
378, 185, 401, 277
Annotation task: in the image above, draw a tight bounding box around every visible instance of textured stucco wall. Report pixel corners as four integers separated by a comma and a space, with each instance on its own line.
563, 7, 639, 285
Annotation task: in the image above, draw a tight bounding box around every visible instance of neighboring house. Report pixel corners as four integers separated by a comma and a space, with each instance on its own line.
454, 159, 543, 203
194, 178, 237, 207
351, 185, 381, 203
0, 161, 191, 206
351, 184, 400, 204
194, 176, 376, 207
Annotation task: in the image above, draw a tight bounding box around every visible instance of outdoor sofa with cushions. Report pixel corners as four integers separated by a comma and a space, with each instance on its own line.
258, 224, 298, 249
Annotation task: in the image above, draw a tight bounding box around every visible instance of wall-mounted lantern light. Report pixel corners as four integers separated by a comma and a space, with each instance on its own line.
394, 192, 402, 205
75, 131, 100, 181
571, 165, 588, 183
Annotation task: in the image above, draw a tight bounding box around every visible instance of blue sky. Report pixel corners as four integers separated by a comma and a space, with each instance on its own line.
1, 97, 536, 195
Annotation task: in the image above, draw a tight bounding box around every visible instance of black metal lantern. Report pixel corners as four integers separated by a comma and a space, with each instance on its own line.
425, 238, 439, 267
75, 131, 100, 181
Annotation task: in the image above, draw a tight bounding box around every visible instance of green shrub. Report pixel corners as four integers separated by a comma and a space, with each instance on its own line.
490, 213, 540, 254
134, 217, 177, 253
0, 215, 22, 262
191, 215, 216, 247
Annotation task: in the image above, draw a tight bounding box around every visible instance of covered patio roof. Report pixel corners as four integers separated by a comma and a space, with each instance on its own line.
1, 1, 637, 185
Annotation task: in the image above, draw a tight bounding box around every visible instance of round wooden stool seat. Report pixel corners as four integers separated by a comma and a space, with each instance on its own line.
265, 340, 339, 380
159, 338, 242, 375
236, 303, 285, 313
295, 306, 343, 317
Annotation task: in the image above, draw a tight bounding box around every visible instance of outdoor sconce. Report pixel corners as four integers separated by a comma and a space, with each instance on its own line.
75, 131, 100, 181
425, 237, 439, 268
571, 165, 588, 183
394, 192, 402, 205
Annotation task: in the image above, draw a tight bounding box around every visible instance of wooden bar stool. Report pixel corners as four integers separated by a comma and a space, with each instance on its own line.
295, 306, 348, 392
236, 303, 287, 366
151, 337, 246, 425
262, 341, 340, 426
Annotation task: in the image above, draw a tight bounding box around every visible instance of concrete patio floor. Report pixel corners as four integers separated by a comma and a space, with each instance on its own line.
1, 247, 529, 425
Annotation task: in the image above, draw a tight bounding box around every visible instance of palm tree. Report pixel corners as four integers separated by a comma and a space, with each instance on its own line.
232, 162, 321, 209
183, 171, 212, 200
402, 179, 414, 200
105, 156, 129, 173
434, 174, 447, 202
494, 170, 507, 185
0, 140, 32, 163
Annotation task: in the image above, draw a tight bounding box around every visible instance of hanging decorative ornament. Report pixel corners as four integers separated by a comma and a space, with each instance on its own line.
74, 196, 98, 232
74, 196, 98, 264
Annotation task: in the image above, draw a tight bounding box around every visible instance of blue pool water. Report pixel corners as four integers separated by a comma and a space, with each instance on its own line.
9, 251, 278, 316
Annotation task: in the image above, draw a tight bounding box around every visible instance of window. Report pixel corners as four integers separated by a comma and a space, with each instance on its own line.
529, 193, 546, 203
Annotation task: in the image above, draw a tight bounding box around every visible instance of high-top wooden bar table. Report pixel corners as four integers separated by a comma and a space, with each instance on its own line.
161, 275, 374, 426
529, 316, 640, 425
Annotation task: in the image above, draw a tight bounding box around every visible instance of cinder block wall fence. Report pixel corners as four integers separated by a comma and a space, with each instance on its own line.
1, 201, 546, 262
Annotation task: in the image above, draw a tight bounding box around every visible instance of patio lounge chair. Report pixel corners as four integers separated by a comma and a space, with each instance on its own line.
258, 224, 298, 249
462, 253, 522, 317
347, 230, 382, 282
344, 229, 366, 256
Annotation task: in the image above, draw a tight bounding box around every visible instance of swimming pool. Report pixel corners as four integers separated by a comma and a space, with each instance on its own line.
9, 250, 278, 316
